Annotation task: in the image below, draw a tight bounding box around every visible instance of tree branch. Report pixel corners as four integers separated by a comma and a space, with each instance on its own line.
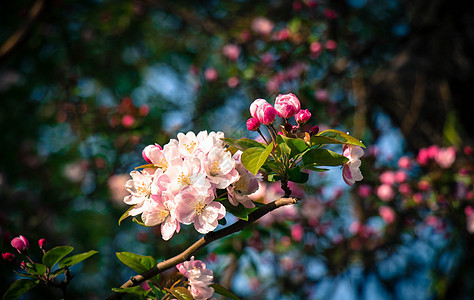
0, 0, 46, 65
106, 196, 299, 299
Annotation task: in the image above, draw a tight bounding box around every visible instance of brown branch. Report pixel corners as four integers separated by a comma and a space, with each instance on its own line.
106, 196, 299, 299
0, 0, 46, 65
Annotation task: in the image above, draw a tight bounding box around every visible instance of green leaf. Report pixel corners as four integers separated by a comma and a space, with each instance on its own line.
220, 198, 250, 221
2, 279, 37, 300
42, 246, 74, 269
241, 142, 273, 175
147, 281, 164, 298
301, 165, 329, 172
277, 135, 308, 158
118, 205, 136, 225
26, 263, 47, 276
166, 287, 193, 300
221, 138, 266, 151
59, 250, 98, 268
210, 283, 240, 300
302, 149, 349, 167
116, 252, 157, 274
112, 286, 150, 296
287, 167, 309, 184
267, 173, 282, 182
311, 129, 365, 148
13, 271, 37, 279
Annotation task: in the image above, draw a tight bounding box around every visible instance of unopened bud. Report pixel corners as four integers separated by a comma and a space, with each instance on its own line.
2, 252, 15, 262
309, 126, 319, 136
295, 109, 311, 124
246, 118, 261, 131
38, 238, 47, 250
11, 235, 29, 254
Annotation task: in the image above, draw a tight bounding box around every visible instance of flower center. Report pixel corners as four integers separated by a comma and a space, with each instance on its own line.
194, 201, 206, 215
154, 159, 168, 172
210, 161, 221, 176
156, 210, 169, 223
136, 183, 151, 196
184, 141, 197, 154
177, 173, 191, 186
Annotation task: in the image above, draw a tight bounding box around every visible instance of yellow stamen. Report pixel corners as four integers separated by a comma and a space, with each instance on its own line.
194, 201, 206, 215
156, 210, 169, 223
177, 173, 191, 185
210, 161, 221, 176
184, 141, 197, 154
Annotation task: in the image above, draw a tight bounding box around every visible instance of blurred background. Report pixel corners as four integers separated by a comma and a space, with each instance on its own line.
1, 0, 473, 299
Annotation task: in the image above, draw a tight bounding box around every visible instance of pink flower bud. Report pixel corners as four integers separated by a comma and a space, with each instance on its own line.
222, 44, 240, 61
397, 156, 412, 169
435, 146, 456, 168
309, 125, 319, 136
38, 238, 47, 250
379, 206, 395, 224
142, 144, 162, 163
11, 235, 29, 254
295, 109, 311, 124
257, 103, 277, 125
204, 67, 218, 82
2, 252, 15, 262
325, 40, 338, 50
122, 114, 135, 128
357, 184, 372, 197
274, 93, 301, 119
246, 117, 261, 131
380, 171, 395, 185
250, 98, 268, 119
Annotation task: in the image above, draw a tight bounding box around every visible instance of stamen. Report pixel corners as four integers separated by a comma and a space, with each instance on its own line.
210, 161, 221, 176
177, 173, 191, 185
194, 201, 206, 215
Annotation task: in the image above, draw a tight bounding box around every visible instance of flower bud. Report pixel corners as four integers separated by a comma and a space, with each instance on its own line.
274, 93, 301, 119
256, 102, 277, 125
2, 252, 15, 262
246, 118, 261, 131
142, 144, 162, 163
250, 98, 268, 119
295, 109, 311, 124
38, 238, 47, 250
309, 126, 319, 136
11, 235, 29, 254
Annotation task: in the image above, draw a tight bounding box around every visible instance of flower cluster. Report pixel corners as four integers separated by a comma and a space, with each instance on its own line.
124, 131, 262, 240
177, 256, 215, 300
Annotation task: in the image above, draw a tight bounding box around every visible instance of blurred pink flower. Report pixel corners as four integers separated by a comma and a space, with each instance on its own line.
357, 184, 372, 197
380, 171, 396, 185
2, 252, 15, 261
222, 44, 240, 61
325, 40, 337, 50
465, 206, 474, 233
108, 174, 134, 205
376, 184, 394, 201
122, 114, 135, 127
399, 183, 412, 194
227, 76, 239, 88
260, 52, 275, 65
310, 41, 323, 57
395, 170, 408, 183
11, 235, 29, 254
398, 156, 413, 169
204, 68, 218, 82
323, 8, 338, 19
379, 206, 395, 224
252, 17, 274, 35
291, 224, 304, 242
413, 193, 423, 204
315, 89, 329, 102
435, 146, 456, 168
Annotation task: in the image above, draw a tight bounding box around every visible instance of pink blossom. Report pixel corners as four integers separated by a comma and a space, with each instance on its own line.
176, 187, 225, 234
323, 8, 338, 19
376, 184, 394, 201
291, 224, 304, 241
251, 100, 277, 125
108, 174, 131, 205
246, 117, 261, 131
227, 151, 262, 208
177, 256, 215, 300
165, 156, 211, 195
399, 183, 412, 194
379, 206, 395, 224
395, 170, 407, 183
122, 114, 135, 127
325, 40, 337, 50
416, 148, 430, 165
200, 147, 239, 189
11, 235, 29, 254
142, 193, 180, 240
273, 28, 290, 41
310, 41, 323, 57
295, 109, 311, 124
142, 144, 162, 163
251, 17, 274, 35
315, 89, 329, 102
227, 76, 239, 88
222, 44, 240, 61
124, 170, 154, 206
301, 196, 325, 226
260, 52, 275, 65
435, 146, 456, 168
38, 238, 47, 250
342, 145, 364, 186
204, 68, 218, 82
357, 184, 372, 197
413, 193, 423, 204
2, 252, 15, 261
274, 93, 301, 119
397, 155, 412, 169
380, 171, 396, 185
